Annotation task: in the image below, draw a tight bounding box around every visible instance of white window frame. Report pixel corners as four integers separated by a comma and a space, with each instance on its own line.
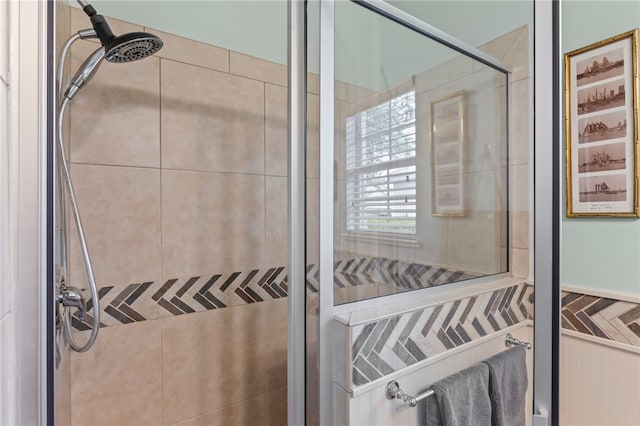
345, 90, 417, 237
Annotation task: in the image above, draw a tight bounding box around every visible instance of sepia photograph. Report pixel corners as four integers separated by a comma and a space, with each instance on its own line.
578, 174, 627, 203
565, 29, 639, 216
576, 78, 625, 115
577, 142, 626, 173
576, 47, 624, 87
577, 109, 626, 144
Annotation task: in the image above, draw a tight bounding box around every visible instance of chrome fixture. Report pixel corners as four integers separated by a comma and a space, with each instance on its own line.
386, 334, 532, 407
505, 333, 533, 350
386, 380, 433, 407
55, 0, 163, 352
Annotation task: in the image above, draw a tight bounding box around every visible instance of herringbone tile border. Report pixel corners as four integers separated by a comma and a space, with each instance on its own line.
350, 283, 534, 386
72, 258, 477, 330
561, 290, 640, 347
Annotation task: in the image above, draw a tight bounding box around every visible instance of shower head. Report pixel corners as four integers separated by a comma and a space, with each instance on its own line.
103, 32, 163, 63
75, 0, 164, 63
62, 0, 164, 100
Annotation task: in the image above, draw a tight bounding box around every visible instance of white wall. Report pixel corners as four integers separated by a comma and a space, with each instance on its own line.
560, 333, 640, 425
72, 0, 534, 92
0, 0, 15, 421
0, 1, 47, 425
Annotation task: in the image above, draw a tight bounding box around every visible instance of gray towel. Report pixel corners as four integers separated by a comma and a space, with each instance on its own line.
483, 346, 528, 426
425, 363, 491, 426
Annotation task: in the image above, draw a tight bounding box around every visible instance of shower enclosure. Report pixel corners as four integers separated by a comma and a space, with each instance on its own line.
298, 1, 557, 424
46, 1, 559, 425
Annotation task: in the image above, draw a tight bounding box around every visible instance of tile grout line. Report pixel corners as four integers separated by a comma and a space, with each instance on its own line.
264, 81, 268, 270
159, 57, 164, 284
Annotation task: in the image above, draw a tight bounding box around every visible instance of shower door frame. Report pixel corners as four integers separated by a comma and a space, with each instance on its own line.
288, 0, 561, 425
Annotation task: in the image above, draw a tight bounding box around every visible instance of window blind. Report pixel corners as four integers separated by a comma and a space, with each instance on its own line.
346, 91, 416, 234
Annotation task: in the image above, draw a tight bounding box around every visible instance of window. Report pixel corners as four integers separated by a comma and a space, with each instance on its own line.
346, 91, 416, 235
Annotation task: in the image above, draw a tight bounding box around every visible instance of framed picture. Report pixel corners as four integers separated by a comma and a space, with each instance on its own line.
565, 29, 639, 217
431, 91, 465, 216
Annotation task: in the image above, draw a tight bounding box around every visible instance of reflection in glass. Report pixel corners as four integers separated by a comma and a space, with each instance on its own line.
334, 2, 508, 304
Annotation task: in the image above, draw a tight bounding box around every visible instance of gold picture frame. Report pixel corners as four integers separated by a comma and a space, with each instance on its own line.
565, 29, 640, 217
430, 91, 465, 216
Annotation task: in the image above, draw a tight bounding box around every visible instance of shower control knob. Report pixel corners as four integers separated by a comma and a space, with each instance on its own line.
57, 286, 87, 321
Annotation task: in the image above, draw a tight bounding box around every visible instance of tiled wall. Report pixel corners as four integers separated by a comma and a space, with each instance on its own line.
338, 281, 533, 390
561, 289, 640, 347
65, 7, 298, 425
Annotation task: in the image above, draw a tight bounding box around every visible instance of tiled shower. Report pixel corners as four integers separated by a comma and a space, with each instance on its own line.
58, 4, 305, 425
50, 1, 640, 425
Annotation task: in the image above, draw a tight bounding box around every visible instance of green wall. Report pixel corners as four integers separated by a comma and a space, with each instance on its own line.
562, 1, 640, 295
75, 1, 533, 91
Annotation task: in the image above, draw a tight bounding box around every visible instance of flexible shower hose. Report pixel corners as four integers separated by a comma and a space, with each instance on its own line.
57, 85, 101, 353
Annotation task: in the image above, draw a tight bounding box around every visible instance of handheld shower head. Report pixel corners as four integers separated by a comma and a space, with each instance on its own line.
104, 32, 163, 63
64, 47, 106, 100
76, 0, 163, 62
62, 0, 163, 100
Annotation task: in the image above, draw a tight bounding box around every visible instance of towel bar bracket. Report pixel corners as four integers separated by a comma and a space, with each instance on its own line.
386, 380, 434, 407
505, 333, 532, 350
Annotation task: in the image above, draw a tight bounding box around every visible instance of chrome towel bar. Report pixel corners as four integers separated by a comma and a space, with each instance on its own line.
386, 380, 433, 407
386, 333, 532, 407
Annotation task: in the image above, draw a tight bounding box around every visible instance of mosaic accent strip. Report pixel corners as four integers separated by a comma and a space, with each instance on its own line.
350, 283, 533, 387
72, 258, 478, 330
72, 267, 289, 330
561, 291, 640, 347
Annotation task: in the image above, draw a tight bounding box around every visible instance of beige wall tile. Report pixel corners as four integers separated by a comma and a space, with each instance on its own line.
265, 83, 287, 177
68, 164, 161, 287
230, 51, 287, 87
70, 320, 163, 426
150, 28, 229, 72
511, 163, 530, 213
161, 59, 265, 175
266, 387, 287, 426
502, 25, 530, 82
174, 394, 268, 426
257, 84, 318, 179
510, 77, 531, 166
266, 176, 287, 267
511, 247, 529, 278
474, 26, 525, 73
162, 170, 265, 279
162, 304, 269, 425
265, 298, 287, 391
512, 211, 530, 250
68, 42, 160, 168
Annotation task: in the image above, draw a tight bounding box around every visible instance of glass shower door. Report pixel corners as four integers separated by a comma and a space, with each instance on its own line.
298, 1, 558, 424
